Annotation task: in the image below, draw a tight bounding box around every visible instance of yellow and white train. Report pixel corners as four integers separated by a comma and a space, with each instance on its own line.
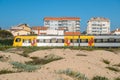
13, 35, 120, 47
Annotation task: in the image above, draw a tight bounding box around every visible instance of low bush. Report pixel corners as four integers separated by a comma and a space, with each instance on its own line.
10, 62, 38, 72
92, 76, 109, 80
76, 54, 87, 56
0, 69, 14, 74
114, 77, 120, 80
26, 54, 63, 65
102, 59, 110, 65
57, 68, 88, 80
0, 39, 13, 46
106, 66, 120, 72
113, 63, 120, 67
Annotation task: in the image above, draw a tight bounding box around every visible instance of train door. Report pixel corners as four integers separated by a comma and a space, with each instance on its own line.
80, 36, 94, 47
22, 39, 31, 46
64, 36, 79, 46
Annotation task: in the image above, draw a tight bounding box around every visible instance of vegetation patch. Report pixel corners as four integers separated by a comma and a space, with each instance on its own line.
76, 53, 87, 56
0, 69, 15, 74
102, 59, 110, 65
113, 63, 120, 67
0, 46, 13, 51
92, 76, 109, 80
57, 68, 88, 80
114, 77, 120, 80
26, 54, 63, 65
106, 66, 120, 72
10, 62, 38, 72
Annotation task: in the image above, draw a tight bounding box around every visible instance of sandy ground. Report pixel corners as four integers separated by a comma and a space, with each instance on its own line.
0, 49, 120, 80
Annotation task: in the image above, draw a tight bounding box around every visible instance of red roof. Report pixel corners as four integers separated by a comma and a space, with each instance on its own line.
32, 26, 48, 30
64, 32, 81, 35
44, 17, 80, 21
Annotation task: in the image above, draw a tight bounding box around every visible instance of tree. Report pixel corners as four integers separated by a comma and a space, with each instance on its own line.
0, 27, 1, 30
0, 30, 13, 39
82, 31, 87, 34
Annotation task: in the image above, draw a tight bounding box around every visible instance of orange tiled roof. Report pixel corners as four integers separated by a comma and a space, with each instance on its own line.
44, 17, 80, 21
64, 32, 81, 35
32, 26, 48, 30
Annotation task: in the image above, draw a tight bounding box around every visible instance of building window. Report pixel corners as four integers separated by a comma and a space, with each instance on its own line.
92, 24, 96, 26
45, 21, 50, 25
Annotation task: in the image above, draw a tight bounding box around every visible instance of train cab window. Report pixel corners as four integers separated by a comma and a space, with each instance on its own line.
45, 39, 50, 43
80, 39, 88, 43
15, 38, 21, 42
102, 39, 108, 43
115, 39, 120, 43
51, 38, 57, 43
23, 39, 31, 43
58, 39, 64, 43
95, 39, 102, 43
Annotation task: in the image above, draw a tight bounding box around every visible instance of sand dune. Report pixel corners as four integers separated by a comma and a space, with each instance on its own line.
0, 49, 120, 80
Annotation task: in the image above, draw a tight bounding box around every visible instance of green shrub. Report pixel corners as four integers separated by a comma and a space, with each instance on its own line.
19, 53, 29, 57
22, 47, 40, 54
0, 39, 13, 46
10, 62, 38, 72
102, 59, 110, 64
92, 76, 109, 80
26, 54, 63, 65
57, 68, 88, 80
106, 66, 120, 72
114, 77, 120, 80
0, 69, 14, 74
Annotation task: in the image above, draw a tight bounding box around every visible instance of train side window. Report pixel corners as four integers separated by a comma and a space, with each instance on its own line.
45, 39, 50, 43
23, 39, 31, 43
109, 38, 115, 42
80, 39, 88, 43
102, 39, 108, 43
15, 38, 21, 42
72, 39, 78, 43
57, 39, 64, 43
37, 39, 44, 43
51, 38, 57, 43
115, 39, 120, 43
95, 39, 102, 43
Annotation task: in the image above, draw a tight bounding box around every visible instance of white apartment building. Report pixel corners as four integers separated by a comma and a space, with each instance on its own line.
87, 17, 110, 35
31, 26, 64, 35
44, 17, 80, 32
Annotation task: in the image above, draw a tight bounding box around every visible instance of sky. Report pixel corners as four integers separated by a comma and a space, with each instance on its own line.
0, 0, 120, 32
